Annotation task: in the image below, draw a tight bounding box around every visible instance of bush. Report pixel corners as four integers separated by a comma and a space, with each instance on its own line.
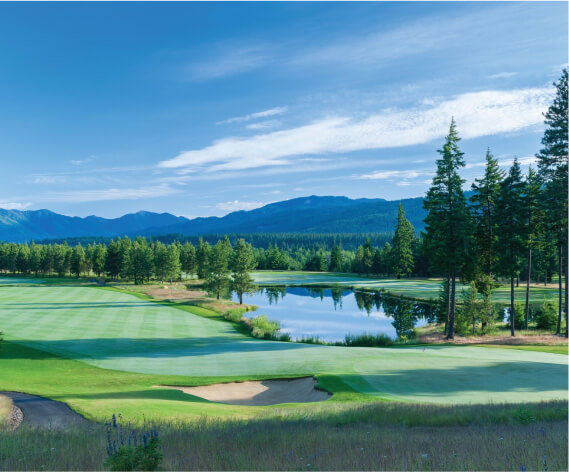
247, 315, 281, 339
535, 300, 558, 330
344, 332, 393, 347
105, 414, 162, 471
224, 309, 245, 323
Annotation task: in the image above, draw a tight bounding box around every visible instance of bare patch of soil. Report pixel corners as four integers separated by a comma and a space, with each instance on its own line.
419, 326, 568, 346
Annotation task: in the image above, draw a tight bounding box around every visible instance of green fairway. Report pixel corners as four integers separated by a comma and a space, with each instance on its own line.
252, 271, 559, 303
0, 283, 566, 412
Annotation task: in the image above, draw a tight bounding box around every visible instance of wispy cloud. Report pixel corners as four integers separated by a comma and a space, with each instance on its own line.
215, 200, 269, 213
0, 201, 32, 210
39, 184, 180, 203
159, 87, 552, 174
70, 156, 95, 166
245, 120, 282, 130
489, 72, 517, 79
185, 46, 273, 81
357, 170, 423, 180
217, 107, 288, 125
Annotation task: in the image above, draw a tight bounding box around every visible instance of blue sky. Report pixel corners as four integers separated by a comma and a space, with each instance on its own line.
0, 2, 567, 218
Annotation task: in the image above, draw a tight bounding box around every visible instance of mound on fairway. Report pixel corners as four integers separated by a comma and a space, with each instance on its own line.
0, 285, 566, 405
155, 377, 331, 406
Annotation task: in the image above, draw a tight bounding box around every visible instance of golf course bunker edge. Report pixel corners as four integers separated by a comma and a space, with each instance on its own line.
154, 377, 331, 406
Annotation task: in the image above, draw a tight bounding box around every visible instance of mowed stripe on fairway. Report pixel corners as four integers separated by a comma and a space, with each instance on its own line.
0, 285, 566, 404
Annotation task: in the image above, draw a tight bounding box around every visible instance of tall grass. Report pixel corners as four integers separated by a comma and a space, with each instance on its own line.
1, 401, 567, 471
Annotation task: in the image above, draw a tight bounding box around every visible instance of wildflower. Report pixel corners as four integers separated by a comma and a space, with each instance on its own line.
422, 454, 429, 459
520, 467, 526, 471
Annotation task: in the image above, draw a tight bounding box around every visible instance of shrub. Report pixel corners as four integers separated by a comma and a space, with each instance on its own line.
535, 300, 558, 330
105, 414, 162, 472
247, 315, 281, 339
344, 332, 393, 347
224, 309, 245, 323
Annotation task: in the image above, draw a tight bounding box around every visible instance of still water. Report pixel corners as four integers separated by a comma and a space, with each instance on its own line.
231, 287, 434, 342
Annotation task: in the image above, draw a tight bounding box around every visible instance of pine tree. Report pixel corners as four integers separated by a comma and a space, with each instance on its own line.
181, 241, 196, 278
329, 241, 343, 272
196, 238, 210, 280
165, 244, 182, 282
496, 158, 526, 337
153, 241, 169, 283
423, 119, 471, 339
470, 148, 504, 277
231, 239, 256, 304
391, 203, 415, 278
70, 244, 86, 278
536, 69, 568, 336
206, 236, 232, 299
523, 167, 543, 329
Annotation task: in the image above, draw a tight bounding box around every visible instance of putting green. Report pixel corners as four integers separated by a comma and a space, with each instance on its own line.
252, 271, 559, 303
0, 285, 566, 405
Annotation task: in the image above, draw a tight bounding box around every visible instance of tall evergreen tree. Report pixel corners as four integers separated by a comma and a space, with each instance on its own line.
423, 119, 471, 339
206, 236, 232, 299
231, 239, 256, 304
181, 241, 196, 278
470, 148, 504, 277
329, 241, 343, 272
196, 238, 210, 280
523, 167, 543, 328
496, 158, 526, 337
70, 243, 86, 277
391, 203, 415, 278
536, 69, 568, 336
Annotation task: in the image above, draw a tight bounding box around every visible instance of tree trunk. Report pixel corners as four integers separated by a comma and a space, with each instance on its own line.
565, 245, 568, 338
516, 275, 519, 287
556, 245, 562, 335
444, 274, 451, 336
525, 248, 531, 330
510, 277, 515, 337
239, 292, 243, 304
446, 273, 456, 340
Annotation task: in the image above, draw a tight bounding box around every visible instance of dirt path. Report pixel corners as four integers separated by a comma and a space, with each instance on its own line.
0, 392, 88, 429
155, 377, 331, 406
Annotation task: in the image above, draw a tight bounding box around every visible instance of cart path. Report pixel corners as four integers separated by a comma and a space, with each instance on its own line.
1, 391, 88, 429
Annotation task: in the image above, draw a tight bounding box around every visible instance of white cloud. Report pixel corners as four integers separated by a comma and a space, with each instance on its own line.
245, 120, 282, 130
39, 184, 180, 203
358, 170, 422, 180
270, 190, 282, 195
218, 107, 288, 125
0, 201, 32, 210
33, 175, 66, 184
186, 46, 273, 81
489, 72, 517, 79
160, 86, 552, 174
70, 156, 95, 166
215, 200, 268, 213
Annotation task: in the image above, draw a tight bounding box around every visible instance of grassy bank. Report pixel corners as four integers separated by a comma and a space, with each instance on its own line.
2, 407, 567, 471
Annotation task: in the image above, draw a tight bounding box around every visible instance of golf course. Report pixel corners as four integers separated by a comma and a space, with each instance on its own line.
0, 279, 566, 425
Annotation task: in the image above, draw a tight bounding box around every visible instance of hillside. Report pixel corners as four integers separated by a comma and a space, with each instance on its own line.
0, 195, 427, 242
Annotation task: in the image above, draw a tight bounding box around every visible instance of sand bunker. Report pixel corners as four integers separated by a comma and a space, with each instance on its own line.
155, 377, 331, 406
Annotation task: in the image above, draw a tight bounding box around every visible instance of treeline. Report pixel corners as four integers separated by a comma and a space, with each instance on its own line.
421, 70, 568, 339
36, 233, 393, 252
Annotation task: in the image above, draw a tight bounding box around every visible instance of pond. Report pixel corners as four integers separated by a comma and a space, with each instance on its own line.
231, 286, 435, 342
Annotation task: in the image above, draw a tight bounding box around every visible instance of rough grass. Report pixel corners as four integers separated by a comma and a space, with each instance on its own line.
0, 395, 12, 427
252, 271, 560, 303
1, 408, 567, 471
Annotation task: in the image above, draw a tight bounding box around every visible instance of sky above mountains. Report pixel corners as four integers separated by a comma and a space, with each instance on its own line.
0, 2, 567, 218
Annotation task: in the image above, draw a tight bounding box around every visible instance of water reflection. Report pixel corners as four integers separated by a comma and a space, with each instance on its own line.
230, 286, 434, 342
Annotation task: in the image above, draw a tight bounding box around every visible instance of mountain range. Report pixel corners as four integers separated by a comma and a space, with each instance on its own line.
0, 195, 427, 242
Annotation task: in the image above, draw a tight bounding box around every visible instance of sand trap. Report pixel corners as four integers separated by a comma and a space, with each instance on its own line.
155, 377, 331, 406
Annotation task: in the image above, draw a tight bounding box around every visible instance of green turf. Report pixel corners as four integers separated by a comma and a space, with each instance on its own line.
0, 284, 566, 409
252, 271, 559, 303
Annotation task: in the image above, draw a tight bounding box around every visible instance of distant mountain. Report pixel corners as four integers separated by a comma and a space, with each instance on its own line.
0, 195, 427, 242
